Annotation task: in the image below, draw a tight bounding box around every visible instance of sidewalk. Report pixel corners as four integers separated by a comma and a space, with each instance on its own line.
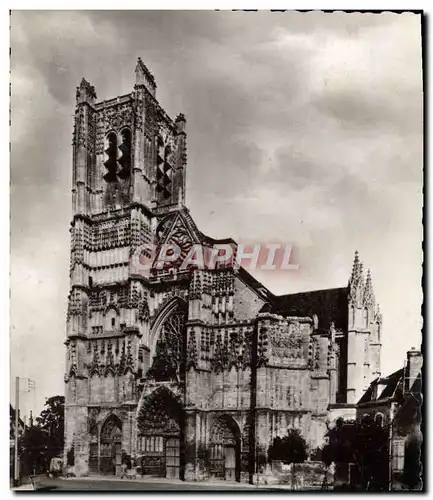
11, 483, 34, 491
66, 475, 260, 489
64, 475, 310, 490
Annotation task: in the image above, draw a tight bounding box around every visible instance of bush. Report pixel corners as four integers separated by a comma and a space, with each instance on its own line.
268, 429, 308, 465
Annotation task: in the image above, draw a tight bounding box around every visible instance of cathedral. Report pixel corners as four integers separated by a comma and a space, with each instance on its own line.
64, 59, 383, 482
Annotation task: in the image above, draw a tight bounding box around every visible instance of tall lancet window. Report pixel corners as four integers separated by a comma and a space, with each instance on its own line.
156, 136, 173, 203
364, 308, 369, 328
117, 128, 132, 204
104, 132, 118, 183
118, 128, 132, 180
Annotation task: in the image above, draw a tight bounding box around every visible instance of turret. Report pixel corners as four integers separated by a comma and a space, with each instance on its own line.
346, 251, 382, 403
76, 78, 97, 105
135, 57, 156, 97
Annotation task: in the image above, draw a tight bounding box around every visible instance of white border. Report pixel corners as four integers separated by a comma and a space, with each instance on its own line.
4, 4, 429, 500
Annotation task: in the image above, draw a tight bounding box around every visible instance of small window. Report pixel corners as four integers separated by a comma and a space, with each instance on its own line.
393, 439, 405, 471
361, 413, 370, 424
375, 413, 384, 427
89, 276, 93, 288
111, 318, 116, 328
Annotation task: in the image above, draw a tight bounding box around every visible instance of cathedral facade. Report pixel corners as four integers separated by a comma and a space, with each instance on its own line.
64, 59, 383, 482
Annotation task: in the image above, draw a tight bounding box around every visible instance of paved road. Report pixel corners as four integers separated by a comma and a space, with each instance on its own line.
35, 477, 279, 491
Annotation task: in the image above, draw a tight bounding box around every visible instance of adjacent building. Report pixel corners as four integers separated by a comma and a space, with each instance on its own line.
356, 347, 423, 490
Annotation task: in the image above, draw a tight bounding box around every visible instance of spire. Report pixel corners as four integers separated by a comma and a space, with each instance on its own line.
363, 269, 375, 309
349, 250, 364, 307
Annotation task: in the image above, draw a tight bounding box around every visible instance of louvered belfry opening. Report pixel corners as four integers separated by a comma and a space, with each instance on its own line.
103, 129, 132, 207
156, 135, 173, 203
117, 128, 131, 180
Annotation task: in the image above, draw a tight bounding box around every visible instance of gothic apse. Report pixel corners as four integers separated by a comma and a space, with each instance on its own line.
64, 59, 383, 482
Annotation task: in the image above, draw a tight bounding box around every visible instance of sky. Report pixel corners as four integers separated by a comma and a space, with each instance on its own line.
10, 10, 423, 419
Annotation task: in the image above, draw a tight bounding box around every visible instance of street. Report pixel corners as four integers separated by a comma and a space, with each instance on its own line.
30, 477, 281, 492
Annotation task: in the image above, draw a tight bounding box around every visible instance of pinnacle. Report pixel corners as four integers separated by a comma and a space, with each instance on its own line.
363, 268, 375, 307
365, 269, 372, 287
350, 250, 364, 284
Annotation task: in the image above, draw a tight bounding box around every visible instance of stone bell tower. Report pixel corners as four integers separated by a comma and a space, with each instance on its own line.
64, 59, 187, 475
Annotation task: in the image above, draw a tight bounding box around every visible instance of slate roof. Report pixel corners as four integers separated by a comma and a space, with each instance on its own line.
358, 368, 405, 405
269, 287, 349, 332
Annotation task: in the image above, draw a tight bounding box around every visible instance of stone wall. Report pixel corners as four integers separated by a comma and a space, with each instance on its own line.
233, 277, 266, 320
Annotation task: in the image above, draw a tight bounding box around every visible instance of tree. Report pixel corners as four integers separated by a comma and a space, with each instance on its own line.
321, 416, 389, 491
20, 427, 50, 475
36, 395, 65, 460
18, 395, 66, 477
268, 428, 308, 489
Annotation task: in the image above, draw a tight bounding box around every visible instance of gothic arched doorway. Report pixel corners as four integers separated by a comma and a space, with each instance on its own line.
210, 416, 241, 482
99, 415, 122, 475
137, 387, 185, 480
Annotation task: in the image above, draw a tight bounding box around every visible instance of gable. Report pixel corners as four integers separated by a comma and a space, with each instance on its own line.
153, 210, 204, 271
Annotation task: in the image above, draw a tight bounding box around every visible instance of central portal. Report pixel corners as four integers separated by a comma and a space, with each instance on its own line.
137, 387, 184, 479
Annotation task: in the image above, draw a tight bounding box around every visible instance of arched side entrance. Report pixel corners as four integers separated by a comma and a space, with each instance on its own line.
96, 414, 123, 476
210, 415, 241, 482
137, 387, 185, 480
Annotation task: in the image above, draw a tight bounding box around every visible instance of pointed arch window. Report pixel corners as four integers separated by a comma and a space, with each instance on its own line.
147, 310, 187, 382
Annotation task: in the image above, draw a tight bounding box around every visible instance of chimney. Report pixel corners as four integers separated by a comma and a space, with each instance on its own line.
405, 347, 422, 392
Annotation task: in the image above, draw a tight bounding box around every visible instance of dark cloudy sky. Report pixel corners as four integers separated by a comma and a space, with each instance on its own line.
10, 11, 422, 417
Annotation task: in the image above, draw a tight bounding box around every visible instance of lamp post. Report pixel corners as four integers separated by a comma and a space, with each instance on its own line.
13, 377, 36, 487
13, 377, 19, 487
388, 404, 395, 492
